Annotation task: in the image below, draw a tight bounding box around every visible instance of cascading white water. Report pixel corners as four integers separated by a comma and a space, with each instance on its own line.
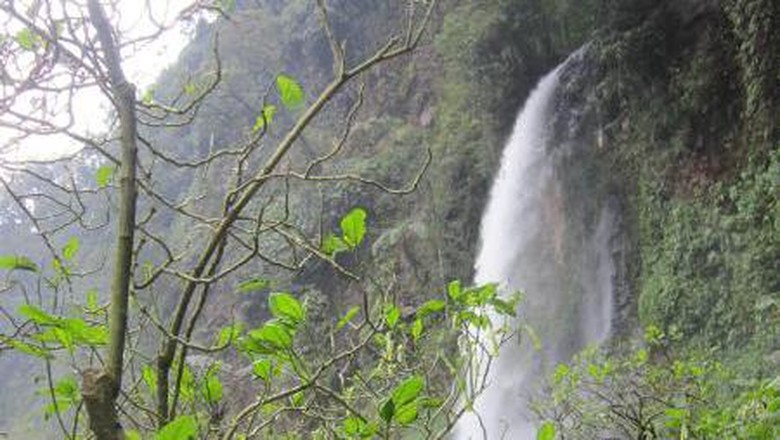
455, 57, 615, 439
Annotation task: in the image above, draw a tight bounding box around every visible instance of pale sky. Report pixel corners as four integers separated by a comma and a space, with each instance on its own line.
0, 0, 209, 162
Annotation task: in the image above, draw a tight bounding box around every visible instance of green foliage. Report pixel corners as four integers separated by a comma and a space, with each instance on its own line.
14, 27, 42, 51
340, 207, 367, 249
537, 421, 556, 440
252, 104, 277, 132
95, 165, 115, 188
268, 292, 305, 326
43, 377, 80, 419
637, 147, 780, 345
0, 255, 38, 272
155, 415, 198, 440
18, 304, 107, 351
276, 74, 305, 110
236, 277, 271, 293
62, 237, 79, 261
536, 325, 780, 439
322, 207, 368, 256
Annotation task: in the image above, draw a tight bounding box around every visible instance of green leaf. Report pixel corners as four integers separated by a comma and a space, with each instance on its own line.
417, 299, 445, 318
155, 415, 198, 440
237, 278, 271, 294
15, 28, 38, 51
341, 207, 367, 249
201, 371, 223, 404
524, 324, 542, 351
490, 297, 517, 317
537, 421, 556, 440
19, 304, 58, 325
394, 402, 419, 425
125, 431, 141, 440
290, 390, 304, 407
4, 338, 52, 358
252, 104, 277, 132
336, 306, 360, 330
343, 416, 365, 435
62, 237, 79, 261
0, 255, 38, 272
386, 305, 401, 328
143, 365, 157, 394
392, 376, 424, 407
269, 292, 305, 326
96, 165, 115, 188
411, 318, 423, 342
141, 87, 155, 105
276, 74, 304, 109
252, 359, 273, 381
447, 280, 463, 302
86, 289, 99, 312
379, 399, 395, 423
322, 233, 348, 256
219, 0, 237, 12
184, 82, 198, 96
216, 323, 242, 346
53, 377, 79, 401
248, 321, 293, 353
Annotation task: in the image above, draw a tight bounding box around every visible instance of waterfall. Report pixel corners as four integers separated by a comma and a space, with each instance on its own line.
455, 54, 616, 439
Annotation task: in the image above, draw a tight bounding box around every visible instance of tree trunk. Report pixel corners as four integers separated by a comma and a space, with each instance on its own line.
81, 1, 138, 438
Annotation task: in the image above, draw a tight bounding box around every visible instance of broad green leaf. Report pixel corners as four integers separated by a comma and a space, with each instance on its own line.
96, 165, 115, 188
180, 365, 196, 402
411, 318, 423, 342
417, 299, 445, 318
394, 402, 418, 425
322, 233, 348, 256
290, 390, 304, 407
252, 104, 277, 132
15, 28, 38, 50
155, 415, 198, 440
392, 376, 424, 407
537, 421, 556, 440
201, 372, 223, 404
343, 416, 365, 435
54, 377, 79, 400
237, 278, 270, 294
249, 321, 293, 353
340, 207, 367, 249
447, 280, 463, 302
216, 323, 242, 346
379, 399, 395, 423
386, 305, 401, 328
252, 359, 273, 381
126, 431, 141, 440
336, 306, 360, 330
19, 304, 58, 325
491, 297, 517, 317
276, 74, 304, 109
0, 255, 38, 272
62, 237, 79, 261
3, 337, 52, 359
269, 292, 305, 326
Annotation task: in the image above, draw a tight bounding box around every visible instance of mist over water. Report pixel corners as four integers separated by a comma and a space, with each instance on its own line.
456, 55, 615, 439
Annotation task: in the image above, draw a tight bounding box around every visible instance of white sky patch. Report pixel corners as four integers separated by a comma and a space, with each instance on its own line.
0, 0, 211, 162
